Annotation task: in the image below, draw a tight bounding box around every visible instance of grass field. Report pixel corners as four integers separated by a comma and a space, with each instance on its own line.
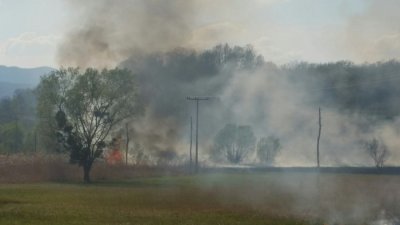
1, 172, 400, 225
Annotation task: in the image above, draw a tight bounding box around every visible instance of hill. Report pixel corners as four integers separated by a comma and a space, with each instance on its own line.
0, 65, 54, 98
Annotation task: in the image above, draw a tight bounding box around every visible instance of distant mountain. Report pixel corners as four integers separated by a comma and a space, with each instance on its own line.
0, 66, 54, 98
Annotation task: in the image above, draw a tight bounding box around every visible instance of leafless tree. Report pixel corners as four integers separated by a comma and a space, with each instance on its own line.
257, 136, 281, 165
212, 124, 256, 164
364, 138, 389, 168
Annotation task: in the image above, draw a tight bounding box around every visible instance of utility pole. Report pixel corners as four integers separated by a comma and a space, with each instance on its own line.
317, 107, 321, 168
125, 123, 129, 165
34, 130, 37, 153
189, 116, 193, 171
187, 96, 214, 173
14, 115, 19, 153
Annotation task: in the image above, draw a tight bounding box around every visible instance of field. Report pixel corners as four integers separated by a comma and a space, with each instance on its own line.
1, 171, 400, 225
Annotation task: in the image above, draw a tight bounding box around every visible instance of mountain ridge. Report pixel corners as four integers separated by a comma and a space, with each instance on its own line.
0, 65, 54, 98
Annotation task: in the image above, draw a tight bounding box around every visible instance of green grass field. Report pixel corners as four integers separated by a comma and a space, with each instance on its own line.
1, 172, 400, 225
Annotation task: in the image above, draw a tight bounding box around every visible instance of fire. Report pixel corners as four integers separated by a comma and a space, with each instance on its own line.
106, 137, 123, 165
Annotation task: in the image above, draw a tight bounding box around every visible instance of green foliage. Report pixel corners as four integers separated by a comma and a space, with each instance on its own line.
257, 136, 281, 165
36, 68, 78, 153
212, 124, 256, 164
37, 67, 138, 182
0, 89, 37, 154
0, 122, 24, 153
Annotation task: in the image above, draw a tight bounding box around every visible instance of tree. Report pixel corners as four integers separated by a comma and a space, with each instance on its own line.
212, 124, 256, 164
0, 89, 37, 153
36, 68, 73, 153
257, 136, 281, 165
37, 67, 138, 182
364, 138, 389, 168
0, 122, 24, 153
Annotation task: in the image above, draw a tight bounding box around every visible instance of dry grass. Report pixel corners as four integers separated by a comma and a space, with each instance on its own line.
0, 154, 79, 183
0, 154, 187, 183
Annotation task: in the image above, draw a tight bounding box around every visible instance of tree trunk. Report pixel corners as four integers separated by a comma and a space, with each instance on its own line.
317, 107, 321, 168
83, 161, 92, 183
125, 123, 129, 165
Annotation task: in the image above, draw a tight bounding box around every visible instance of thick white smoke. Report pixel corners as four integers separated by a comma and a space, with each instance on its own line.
57, 0, 400, 167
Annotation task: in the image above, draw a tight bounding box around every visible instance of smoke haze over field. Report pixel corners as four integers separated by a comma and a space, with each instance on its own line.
56, 0, 400, 167
57, 0, 400, 66
58, 0, 196, 67
121, 49, 400, 167
3, 0, 400, 67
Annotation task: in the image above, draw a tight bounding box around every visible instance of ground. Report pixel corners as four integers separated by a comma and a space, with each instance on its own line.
1, 172, 399, 225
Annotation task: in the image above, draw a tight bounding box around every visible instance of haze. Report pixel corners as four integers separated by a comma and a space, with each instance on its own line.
1, 0, 399, 67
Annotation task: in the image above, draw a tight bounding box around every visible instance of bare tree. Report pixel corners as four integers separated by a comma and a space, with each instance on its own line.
212, 124, 256, 164
257, 136, 281, 165
364, 138, 389, 168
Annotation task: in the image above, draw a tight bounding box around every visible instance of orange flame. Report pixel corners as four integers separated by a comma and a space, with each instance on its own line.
106, 137, 123, 165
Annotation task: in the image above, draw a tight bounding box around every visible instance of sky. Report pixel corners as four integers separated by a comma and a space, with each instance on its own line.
0, 0, 399, 68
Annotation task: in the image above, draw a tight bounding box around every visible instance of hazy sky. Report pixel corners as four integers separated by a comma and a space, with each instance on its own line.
1, 0, 399, 67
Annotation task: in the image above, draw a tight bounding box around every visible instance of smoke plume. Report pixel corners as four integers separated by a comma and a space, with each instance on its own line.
57, 0, 196, 67
57, 0, 400, 167
120, 47, 400, 166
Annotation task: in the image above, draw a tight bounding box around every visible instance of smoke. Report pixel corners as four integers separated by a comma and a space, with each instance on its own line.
57, 0, 400, 66
56, 0, 312, 67
117, 45, 400, 167
203, 60, 400, 166
345, 0, 400, 62
57, 0, 196, 67
56, 0, 400, 167
117, 45, 261, 161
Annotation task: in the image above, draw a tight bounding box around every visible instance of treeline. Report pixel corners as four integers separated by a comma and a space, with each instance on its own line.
284, 60, 400, 119
0, 89, 37, 153
2, 44, 400, 161
124, 45, 400, 122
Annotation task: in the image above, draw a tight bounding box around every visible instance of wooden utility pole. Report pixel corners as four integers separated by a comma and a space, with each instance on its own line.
189, 116, 193, 171
125, 123, 129, 165
34, 130, 37, 153
14, 116, 18, 152
317, 107, 321, 168
187, 96, 214, 173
